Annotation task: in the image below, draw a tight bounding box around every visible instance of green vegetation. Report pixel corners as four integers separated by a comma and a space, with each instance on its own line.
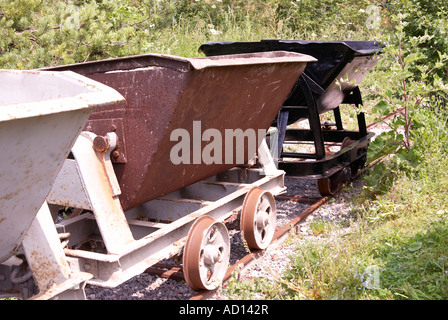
2, 0, 448, 300
0, 0, 379, 69
224, 105, 448, 299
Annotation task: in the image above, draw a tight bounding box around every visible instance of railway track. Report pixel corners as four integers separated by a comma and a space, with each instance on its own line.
136, 181, 352, 300
190, 194, 331, 300
137, 112, 394, 301
82, 108, 396, 300
83, 176, 354, 300
137, 196, 328, 300
139, 188, 338, 300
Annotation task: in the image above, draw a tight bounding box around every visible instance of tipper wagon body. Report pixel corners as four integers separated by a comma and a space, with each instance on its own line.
199, 40, 383, 195
45, 52, 315, 210
0, 69, 124, 299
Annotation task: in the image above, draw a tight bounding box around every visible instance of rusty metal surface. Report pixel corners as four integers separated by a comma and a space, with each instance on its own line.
199, 40, 383, 121
43, 52, 315, 211
182, 215, 230, 291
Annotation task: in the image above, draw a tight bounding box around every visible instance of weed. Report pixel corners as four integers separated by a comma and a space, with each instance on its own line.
309, 220, 331, 236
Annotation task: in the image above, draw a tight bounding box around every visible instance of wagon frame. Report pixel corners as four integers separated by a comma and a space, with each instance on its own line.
48, 136, 285, 290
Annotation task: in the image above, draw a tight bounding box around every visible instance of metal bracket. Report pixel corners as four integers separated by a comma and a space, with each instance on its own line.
93, 132, 121, 196
48, 131, 134, 254
22, 203, 92, 300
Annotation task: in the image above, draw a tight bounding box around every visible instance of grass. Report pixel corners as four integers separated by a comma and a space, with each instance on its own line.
222, 107, 448, 300
224, 179, 448, 300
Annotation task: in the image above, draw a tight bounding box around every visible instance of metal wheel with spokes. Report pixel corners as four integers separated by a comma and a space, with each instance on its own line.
183, 215, 230, 291
240, 187, 277, 250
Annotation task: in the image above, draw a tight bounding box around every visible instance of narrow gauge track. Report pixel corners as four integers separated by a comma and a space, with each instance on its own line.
85, 112, 394, 300
142, 110, 397, 301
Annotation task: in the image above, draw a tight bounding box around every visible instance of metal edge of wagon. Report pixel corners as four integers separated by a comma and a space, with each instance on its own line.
199, 39, 384, 196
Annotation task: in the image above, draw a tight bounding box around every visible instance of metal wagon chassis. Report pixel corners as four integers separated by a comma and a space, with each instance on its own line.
47, 135, 285, 294
276, 82, 375, 195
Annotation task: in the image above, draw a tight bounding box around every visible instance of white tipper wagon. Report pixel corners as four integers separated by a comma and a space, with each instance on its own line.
0, 69, 124, 299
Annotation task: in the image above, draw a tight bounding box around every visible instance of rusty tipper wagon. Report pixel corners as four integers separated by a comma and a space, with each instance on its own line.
199, 40, 383, 195
42, 52, 316, 294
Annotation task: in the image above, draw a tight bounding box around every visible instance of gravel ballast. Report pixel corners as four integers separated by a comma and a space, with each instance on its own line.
85, 176, 364, 300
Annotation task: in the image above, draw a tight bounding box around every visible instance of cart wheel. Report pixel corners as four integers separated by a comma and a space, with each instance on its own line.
350, 155, 368, 180
183, 215, 230, 291
318, 177, 340, 196
349, 160, 362, 180
341, 136, 355, 149
241, 187, 277, 250
317, 168, 348, 196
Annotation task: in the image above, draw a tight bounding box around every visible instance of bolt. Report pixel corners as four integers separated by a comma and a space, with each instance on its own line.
93, 135, 109, 153
111, 150, 120, 159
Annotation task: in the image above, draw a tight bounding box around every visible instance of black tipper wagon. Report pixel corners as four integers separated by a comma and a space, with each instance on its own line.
199, 39, 383, 195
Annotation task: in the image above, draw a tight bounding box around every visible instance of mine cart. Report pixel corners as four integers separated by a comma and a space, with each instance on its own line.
42, 52, 315, 293
0, 69, 124, 299
199, 40, 383, 195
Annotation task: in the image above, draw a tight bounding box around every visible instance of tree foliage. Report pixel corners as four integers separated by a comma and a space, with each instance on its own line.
0, 0, 175, 68
0, 0, 380, 69
361, 3, 448, 198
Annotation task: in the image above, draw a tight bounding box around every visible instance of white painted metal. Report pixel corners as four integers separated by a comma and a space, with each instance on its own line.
22, 203, 92, 300
0, 69, 124, 264
49, 134, 285, 290
49, 131, 135, 255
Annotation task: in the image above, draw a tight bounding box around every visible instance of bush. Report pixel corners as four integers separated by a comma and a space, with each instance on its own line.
386, 0, 448, 81
274, 0, 378, 39
0, 0, 171, 69
362, 13, 448, 198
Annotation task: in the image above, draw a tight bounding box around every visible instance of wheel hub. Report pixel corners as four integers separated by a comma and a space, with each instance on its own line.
183, 216, 230, 291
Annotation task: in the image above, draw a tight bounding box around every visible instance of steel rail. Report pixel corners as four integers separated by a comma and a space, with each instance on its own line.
143, 194, 330, 300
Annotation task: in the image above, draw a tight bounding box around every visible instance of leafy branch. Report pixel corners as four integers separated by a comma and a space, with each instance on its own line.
362, 13, 448, 198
